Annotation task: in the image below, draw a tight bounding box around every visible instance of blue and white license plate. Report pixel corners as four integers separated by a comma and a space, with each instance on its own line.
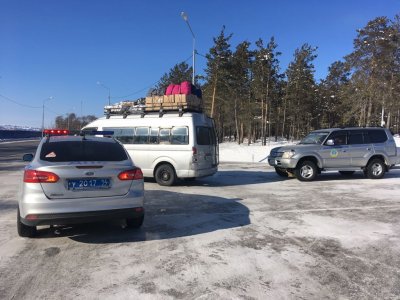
67, 178, 111, 190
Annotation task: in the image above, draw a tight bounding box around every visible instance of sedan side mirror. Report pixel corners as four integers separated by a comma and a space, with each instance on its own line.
23, 154, 34, 162
325, 139, 334, 146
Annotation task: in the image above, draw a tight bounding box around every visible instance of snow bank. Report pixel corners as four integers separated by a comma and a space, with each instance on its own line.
219, 141, 294, 163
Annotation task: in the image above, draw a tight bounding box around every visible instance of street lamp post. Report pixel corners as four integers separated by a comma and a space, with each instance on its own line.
97, 81, 111, 105
181, 12, 196, 85
41, 96, 54, 137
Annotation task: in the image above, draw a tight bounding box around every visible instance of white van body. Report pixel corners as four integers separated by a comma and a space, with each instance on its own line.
82, 112, 219, 185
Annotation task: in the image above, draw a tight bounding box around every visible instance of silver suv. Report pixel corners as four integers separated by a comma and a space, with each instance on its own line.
268, 127, 399, 181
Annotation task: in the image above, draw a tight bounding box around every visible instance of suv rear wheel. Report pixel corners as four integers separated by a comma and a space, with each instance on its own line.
295, 160, 318, 181
366, 159, 386, 179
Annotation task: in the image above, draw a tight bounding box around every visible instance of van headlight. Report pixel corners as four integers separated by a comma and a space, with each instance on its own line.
282, 150, 296, 159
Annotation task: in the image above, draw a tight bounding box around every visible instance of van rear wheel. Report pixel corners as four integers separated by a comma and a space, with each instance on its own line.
155, 164, 176, 186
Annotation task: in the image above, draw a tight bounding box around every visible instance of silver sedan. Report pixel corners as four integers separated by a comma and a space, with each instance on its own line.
17, 133, 144, 237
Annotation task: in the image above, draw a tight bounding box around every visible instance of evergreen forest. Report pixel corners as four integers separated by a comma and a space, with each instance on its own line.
156, 15, 400, 144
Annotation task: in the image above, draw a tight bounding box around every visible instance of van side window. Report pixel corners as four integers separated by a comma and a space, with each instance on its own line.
134, 127, 149, 144
104, 127, 134, 144
197, 126, 211, 145
368, 129, 387, 143
149, 128, 159, 144
171, 127, 189, 145
159, 128, 171, 144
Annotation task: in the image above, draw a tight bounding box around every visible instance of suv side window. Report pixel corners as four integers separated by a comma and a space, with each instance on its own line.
327, 130, 347, 146
367, 129, 387, 143
348, 130, 369, 144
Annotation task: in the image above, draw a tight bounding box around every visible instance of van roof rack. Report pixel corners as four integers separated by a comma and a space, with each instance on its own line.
103, 95, 203, 118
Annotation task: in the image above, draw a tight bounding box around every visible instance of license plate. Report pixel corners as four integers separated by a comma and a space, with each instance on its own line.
67, 178, 111, 190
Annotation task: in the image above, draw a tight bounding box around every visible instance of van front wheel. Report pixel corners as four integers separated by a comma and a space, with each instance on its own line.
155, 164, 176, 186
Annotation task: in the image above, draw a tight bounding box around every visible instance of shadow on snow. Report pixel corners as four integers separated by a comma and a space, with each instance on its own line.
32, 190, 250, 244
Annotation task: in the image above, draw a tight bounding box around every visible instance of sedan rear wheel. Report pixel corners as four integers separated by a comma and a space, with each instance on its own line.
17, 208, 36, 238
126, 215, 144, 229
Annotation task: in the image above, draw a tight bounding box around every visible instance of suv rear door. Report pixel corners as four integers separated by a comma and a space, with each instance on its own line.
348, 130, 373, 167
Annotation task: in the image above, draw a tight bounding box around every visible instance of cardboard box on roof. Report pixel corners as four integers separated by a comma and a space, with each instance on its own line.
145, 96, 164, 105
163, 95, 175, 103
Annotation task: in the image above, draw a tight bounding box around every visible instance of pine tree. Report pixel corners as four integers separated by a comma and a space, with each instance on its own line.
284, 44, 318, 139
203, 26, 233, 141
155, 62, 193, 94
345, 16, 400, 127
252, 37, 283, 144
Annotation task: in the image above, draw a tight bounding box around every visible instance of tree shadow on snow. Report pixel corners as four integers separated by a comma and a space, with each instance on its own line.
33, 190, 250, 244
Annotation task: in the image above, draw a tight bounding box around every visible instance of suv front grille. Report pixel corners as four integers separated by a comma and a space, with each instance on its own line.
270, 150, 283, 158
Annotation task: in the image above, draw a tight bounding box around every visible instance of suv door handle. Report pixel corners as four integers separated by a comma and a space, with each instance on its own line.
366, 148, 371, 151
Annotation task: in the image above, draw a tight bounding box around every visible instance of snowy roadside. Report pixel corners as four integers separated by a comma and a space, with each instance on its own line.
219, 140, 295, 163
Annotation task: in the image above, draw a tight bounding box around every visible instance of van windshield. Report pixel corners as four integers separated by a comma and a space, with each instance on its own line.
299, 132, 329, 145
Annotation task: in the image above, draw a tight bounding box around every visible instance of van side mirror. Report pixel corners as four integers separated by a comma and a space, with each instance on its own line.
325, 139, 334, 146
23, 154, 34, 162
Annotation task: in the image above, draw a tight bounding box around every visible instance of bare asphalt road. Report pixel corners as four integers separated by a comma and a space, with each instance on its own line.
0, 140, 400, 299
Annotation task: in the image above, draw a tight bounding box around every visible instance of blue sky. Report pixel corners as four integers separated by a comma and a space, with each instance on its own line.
0, 0, 398, 128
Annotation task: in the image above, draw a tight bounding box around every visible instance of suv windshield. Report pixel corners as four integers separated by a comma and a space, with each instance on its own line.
40, 140, 128, 162
299, 132, 330, 145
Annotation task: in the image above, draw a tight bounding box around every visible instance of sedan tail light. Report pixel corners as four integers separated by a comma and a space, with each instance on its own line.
24, 170, 60, 183
118, 168, 143, 181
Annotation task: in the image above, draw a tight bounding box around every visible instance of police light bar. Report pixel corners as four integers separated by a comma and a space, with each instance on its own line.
43, 129, 70, 136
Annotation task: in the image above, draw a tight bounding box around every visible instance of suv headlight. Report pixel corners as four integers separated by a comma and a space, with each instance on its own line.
282, 150, 296, 159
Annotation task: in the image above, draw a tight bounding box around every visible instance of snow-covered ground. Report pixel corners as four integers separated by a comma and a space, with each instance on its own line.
219, 137, 400, 163
219, 140, 295, 163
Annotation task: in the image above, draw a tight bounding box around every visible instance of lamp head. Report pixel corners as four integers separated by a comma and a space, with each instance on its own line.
181, 12, 188, 22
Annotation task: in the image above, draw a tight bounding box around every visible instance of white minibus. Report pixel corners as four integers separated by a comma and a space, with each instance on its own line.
82, 111, 219, 186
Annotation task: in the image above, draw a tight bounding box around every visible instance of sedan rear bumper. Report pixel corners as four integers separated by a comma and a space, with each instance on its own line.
21, 207, 144, 226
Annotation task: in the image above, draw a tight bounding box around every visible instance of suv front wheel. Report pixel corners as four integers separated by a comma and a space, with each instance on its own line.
274, 167, 288, 177
295, 160, 318, 181
365, 159, 386, 179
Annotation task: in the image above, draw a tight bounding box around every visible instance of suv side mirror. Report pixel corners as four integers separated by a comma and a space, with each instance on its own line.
23, 154, 34, 162
326, 139, 334, 146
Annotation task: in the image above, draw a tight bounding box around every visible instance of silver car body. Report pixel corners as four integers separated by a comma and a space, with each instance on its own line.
268, 127, 398, 178
19, 135, 144, 226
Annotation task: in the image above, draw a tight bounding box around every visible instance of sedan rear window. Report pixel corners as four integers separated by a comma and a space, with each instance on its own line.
40, 141, 128, 162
